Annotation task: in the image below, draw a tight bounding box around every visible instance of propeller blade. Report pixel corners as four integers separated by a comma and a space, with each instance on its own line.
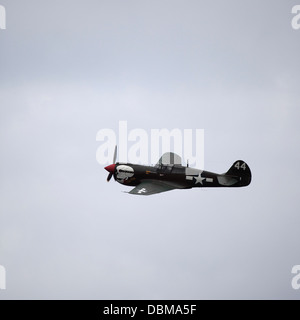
105, 146, 117, 182
107, 172, 113, 182
113, 145, 117, 164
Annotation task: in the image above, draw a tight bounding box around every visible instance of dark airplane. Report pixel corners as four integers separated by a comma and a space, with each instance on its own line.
105, 146, 251, 195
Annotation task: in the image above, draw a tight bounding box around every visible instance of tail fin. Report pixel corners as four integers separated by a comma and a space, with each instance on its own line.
225, 160, 252, 187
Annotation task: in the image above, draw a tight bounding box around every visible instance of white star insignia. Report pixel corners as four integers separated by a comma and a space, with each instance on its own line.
194, 172, 205, 185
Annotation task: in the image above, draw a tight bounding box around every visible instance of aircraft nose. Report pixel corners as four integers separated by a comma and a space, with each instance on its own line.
105, 164, 116, 173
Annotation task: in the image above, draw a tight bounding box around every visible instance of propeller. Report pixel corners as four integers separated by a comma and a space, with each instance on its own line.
105, 145, 117, 182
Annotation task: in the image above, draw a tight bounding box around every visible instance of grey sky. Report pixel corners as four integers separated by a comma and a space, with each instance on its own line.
0, 0, 300, 299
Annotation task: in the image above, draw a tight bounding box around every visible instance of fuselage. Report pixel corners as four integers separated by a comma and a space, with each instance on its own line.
109, 163, 248, 188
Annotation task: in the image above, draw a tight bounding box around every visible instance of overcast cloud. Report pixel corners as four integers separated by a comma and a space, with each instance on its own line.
0, 0, 300, 299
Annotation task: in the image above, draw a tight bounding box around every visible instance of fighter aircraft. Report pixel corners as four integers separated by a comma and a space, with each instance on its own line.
105, 146, 251, 195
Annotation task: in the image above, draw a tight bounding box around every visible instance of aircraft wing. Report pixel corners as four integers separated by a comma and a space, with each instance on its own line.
129, 180, 188, 196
